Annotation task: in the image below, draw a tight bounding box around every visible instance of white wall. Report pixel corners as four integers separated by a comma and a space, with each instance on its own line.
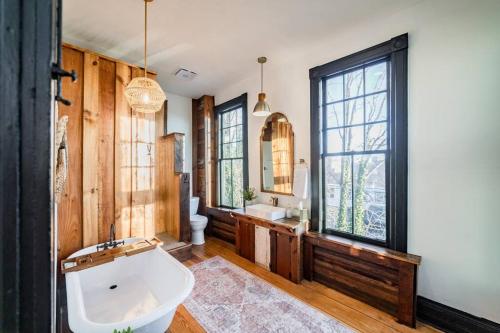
165, 92, 193, 194
214, 0, 500, 322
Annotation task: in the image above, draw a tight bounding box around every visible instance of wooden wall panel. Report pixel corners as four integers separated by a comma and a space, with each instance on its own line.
114, 63, 132, 239
97, 58, 116, 243
156, 136, 168, 235
82, 53, 100, 247
58, 44, 173, 260
154, 101, 167, 234
146, 72, 160, 238
163, 135, 180, 239
192, 96, 215, 214
303, 232, 421, 327
156, 133, 190, 240
57, 46, 84, 260
130, 68, 144, 237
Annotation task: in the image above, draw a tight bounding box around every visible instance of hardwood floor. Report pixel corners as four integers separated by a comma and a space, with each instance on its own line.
169, 237, 441, 333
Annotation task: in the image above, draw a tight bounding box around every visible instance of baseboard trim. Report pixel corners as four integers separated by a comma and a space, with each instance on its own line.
417, 296, 500, 333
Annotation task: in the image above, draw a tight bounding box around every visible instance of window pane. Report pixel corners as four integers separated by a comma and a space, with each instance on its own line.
236, 108, 242, 125
365, 62, 387, 94
222, 111, 232, 128
326, 75, 343, 103
231, 142, 239, 158
344, 69, 363, 98
232, 159, 244, 208
324, 156, 352, 233
326, 102, 343, 128
326, 129, 344, 153
229, 126, 237, 142
353, 154, 386, 241
223, 128, 230, 143
235, 142, 243, 158
345, 125, 364, 152
366, 92, 387, 123
366, 123, 387, 151
222, 143, 229, 157
220, 160, 232, 206
344, 97, 364, 126
235, 125, 243, 141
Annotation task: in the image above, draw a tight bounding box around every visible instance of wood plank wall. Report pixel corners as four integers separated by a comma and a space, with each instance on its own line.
57, 44, 165, 261
57, 47, 84, 258
191, 95, 215, 214
157, 133, 191, 242
82, 53, 100, 247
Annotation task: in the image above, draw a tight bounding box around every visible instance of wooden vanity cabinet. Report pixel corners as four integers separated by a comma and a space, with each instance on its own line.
233, 210, 304, 283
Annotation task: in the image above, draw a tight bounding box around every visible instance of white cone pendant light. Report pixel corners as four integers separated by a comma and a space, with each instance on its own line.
125, 0, 166, 113
253, 57, 271, 116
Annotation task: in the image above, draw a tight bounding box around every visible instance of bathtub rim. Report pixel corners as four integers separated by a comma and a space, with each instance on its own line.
65, 238, 194, 332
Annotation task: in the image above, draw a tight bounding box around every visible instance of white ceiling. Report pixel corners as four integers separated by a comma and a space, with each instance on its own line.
63, 0, 418, 98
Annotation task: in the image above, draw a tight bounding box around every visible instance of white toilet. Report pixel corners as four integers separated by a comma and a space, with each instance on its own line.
190, 197, 208, 245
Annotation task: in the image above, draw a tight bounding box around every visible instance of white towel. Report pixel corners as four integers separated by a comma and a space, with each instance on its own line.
293, 163, 308, 199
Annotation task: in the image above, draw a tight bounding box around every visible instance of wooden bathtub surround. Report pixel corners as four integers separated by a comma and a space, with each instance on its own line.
232, 208, 306, 283
60, 237, 163, 274
57, 44, 166, 261
303, 232, 421, 328
156, 133, 191, 242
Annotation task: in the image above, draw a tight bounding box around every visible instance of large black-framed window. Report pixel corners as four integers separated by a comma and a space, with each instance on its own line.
309, 34, 408, 252
216, 93, 249, 208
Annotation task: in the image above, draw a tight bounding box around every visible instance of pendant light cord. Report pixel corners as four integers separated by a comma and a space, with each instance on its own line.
144, 0, 148, 78
260, 62, 263, 93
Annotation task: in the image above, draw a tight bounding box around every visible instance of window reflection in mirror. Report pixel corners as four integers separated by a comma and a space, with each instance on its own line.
260, 113, 294, 195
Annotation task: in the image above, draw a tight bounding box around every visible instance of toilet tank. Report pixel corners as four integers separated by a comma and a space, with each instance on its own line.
190, 197, 199, 216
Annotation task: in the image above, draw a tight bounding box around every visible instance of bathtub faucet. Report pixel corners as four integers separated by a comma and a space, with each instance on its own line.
96, 223, 125, 251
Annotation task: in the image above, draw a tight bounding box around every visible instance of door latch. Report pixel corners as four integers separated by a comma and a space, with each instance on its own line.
51, 63, 77, 106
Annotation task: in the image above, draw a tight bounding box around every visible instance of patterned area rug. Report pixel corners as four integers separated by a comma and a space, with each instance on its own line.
183, 256, 353, 333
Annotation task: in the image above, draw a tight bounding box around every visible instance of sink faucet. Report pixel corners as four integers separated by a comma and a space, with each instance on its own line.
96, 223, 124, 251
270, 196, 279, 207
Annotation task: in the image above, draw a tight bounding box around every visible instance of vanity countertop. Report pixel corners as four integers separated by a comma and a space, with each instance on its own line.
231, 208, 307, 235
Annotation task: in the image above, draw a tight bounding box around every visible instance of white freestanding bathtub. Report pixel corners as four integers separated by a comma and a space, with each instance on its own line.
65, 238, 194, 333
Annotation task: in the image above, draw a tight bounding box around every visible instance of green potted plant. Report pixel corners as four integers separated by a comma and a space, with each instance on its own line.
113, 328, 133, 333
242, 187, 257, 208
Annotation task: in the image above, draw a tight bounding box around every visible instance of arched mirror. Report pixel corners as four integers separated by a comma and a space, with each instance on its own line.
260, 113, 294, 195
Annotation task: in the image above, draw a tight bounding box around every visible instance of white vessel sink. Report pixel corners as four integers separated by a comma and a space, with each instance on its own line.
245, 204, 286, 221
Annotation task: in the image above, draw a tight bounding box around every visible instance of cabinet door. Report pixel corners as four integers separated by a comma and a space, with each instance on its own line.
237, 220, 255, 263
275, 232, 292, 280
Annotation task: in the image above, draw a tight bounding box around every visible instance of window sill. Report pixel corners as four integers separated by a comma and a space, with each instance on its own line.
305, 231, 421, 265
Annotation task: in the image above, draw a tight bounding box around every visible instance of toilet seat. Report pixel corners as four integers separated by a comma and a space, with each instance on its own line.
190, 214, 207, 223
190, 215, 207, 227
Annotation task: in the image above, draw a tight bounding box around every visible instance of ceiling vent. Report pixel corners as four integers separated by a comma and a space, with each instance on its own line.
175, 68, 198, 81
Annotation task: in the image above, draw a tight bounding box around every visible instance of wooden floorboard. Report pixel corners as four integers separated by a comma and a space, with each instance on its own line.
170, 236, 441, 333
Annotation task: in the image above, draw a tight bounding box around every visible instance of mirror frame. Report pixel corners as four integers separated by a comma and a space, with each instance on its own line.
260, 112, 295, 196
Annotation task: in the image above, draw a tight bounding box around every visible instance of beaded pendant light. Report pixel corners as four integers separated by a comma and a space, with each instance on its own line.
125, 0, 166, 113
253, 57, 271, 117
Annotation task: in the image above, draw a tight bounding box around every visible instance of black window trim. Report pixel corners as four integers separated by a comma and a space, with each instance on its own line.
215, 93, 249, 209
309, 34, 408, 252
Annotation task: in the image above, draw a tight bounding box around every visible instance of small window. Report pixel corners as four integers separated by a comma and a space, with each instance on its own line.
309, 34, 408, 251
216, 94, 248, 208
